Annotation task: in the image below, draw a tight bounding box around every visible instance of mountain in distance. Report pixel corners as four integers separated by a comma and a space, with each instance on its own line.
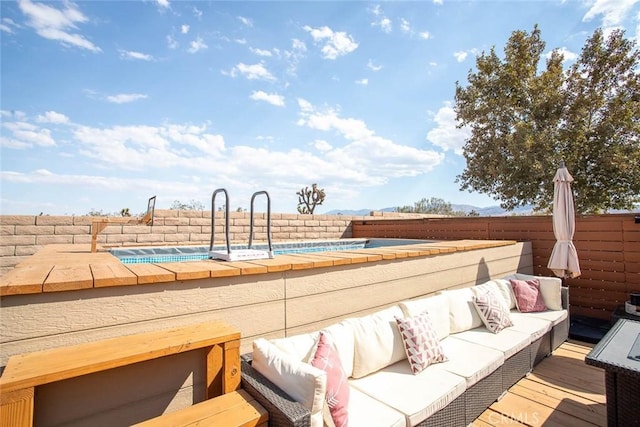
324, 204, 536, 216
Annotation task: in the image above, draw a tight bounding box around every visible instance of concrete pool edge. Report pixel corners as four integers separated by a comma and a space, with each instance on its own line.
0, 239, 518, 296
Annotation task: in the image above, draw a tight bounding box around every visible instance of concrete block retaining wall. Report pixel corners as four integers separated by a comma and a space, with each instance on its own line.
0, 210, 433, 276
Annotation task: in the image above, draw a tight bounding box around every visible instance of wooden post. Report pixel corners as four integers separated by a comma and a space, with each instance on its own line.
0, 388, 34, 427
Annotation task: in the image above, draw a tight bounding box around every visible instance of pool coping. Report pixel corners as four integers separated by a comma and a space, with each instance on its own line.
0, 240, 517, 296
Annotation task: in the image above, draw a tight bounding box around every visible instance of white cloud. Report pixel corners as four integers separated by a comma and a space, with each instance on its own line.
355, 78, 369, 85
313, 139, 332, 151
548, 47, 578, 63
119, 49, 154, 61
36, 111, 69, 124
18, 0, 101, 52
284, 39, 307, 75
373, 17, 392, 33
228, 62, 276, 81
166, 34, 178, 49
1, 18, 20, 33
419, 31, 432, 40
400, 19, 411, 34
106, 93, 148, 104
250, 91, 285, 107
238, 16, 253, 27
251, 47, 272, 57
297, 99, 444, 180
425, 102, 471, 155
188, 37, 208, 53
304, 25, 358, 59
156, 0, 170, 9
433, 0, 443, 4
193, 7, 203, 19
181, 24, 190, 34
2, 121, 57, 148
367, 59, 383, 71
454, 51, 468, 62
583, 0, 638, 28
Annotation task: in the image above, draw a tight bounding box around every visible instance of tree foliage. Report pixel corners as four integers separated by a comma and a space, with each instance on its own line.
297, 183, 326, 214
455, 26, 640, 213
170, 199, 205, 211
396, 197, 466, 216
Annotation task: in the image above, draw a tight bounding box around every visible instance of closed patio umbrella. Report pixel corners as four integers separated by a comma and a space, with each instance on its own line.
547, 161, 581, 278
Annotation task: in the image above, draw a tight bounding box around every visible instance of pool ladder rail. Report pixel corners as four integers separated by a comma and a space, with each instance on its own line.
208, 189, 274, 261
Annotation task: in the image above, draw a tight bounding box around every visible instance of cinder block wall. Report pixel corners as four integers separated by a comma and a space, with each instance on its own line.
1, 210, 399, 275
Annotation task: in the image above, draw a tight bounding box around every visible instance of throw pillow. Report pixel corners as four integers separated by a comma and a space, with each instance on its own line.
509, 279, 547, 313
513, 273, 563, 311
395, 311, 448, 374
472, 290, 514, 333
311, 332, 349, 427
252, 339, 327, 427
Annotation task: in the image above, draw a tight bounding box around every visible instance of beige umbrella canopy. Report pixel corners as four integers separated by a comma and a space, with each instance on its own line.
547, 161, 581, 278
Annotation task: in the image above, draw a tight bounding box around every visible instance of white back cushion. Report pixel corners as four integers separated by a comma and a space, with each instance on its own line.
351, 305, 407, 378
323, 320, 356, 378
472, 281, 511, 312
399, 293, 450, 340
252, 339, 327, 427
272, 332, 320, 361
509, 273, 563, 311
445, 287, 484, 334
492, 279, 518, 309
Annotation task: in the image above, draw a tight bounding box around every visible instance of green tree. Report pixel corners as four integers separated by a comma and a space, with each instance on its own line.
297, 183, 326, 214
396, 197, 466, 216
170, 200, 205, 211
455, 26, 640, 213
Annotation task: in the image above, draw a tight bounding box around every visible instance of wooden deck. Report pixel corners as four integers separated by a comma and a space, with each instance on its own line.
474, 340, 606, 427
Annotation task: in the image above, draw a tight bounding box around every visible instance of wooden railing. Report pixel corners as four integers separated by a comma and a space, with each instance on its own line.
353, 213, 639, 320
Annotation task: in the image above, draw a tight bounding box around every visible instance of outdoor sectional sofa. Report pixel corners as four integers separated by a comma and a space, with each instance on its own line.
241, 273, 569, 427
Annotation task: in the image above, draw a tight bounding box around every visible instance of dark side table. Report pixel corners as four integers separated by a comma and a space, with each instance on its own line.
585, 319, 640, 427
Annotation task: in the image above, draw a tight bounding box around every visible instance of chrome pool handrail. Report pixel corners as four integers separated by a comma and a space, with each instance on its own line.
248, 190, 273, 253
209, 188, 231, 254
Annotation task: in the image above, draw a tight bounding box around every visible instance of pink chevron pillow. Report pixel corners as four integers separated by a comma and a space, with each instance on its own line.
473, 291, 514, 333
395, 311, 447, 374
509, 279, 548, 313
311, 332, 349, 427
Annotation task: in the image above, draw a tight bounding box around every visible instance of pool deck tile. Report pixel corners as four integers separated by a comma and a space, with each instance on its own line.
0, 239, 517, 296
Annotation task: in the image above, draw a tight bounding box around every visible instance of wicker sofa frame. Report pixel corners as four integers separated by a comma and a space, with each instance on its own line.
240, 287, 569, 427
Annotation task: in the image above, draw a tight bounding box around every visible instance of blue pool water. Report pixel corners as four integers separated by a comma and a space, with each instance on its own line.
110, 238, 434, 264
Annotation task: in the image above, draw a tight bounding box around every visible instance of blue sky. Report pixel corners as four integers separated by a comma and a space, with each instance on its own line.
1, 0, 639, 215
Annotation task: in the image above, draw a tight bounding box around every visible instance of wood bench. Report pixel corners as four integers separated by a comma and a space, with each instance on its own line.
134, 389, 268, 427
0, 321, 242, 427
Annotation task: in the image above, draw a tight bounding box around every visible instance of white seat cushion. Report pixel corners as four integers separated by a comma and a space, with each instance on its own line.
508, 312, 554, 340
349, 360, 466, 426
430, 336, 504, 387
451, 327, 531, 358
346, 386, 406, 427
399, 293, 450, 340
519, 309, 568, 326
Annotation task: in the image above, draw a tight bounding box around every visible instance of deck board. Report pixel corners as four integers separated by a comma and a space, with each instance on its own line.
473, 340, 606, 427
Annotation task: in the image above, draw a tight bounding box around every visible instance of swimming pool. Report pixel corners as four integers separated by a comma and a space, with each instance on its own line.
110, 238, 435, 264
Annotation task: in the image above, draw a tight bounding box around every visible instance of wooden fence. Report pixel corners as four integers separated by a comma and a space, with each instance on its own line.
352, 213, 640, 321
